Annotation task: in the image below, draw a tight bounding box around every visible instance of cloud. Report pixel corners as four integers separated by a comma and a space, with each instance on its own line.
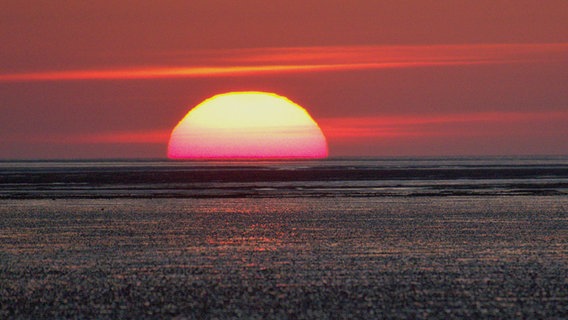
319, 110, 568, 139
9, 110, 567, 147
1, 43, 566, 82
7, 130, 171, 144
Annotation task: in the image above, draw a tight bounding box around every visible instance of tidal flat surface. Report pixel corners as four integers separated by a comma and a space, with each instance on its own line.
1, 197, 567, 319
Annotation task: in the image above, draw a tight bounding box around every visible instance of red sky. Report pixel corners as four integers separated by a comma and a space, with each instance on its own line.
1, 1, 567, 158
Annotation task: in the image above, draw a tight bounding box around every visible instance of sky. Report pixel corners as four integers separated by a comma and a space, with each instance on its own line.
1, 0, 567, 159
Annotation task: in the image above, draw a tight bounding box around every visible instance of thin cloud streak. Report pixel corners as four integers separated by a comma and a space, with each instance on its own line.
319, 110, 568, 139
11, 130, 171, 144
221, 43, 568, 64
10, 110, 567, 145
1, 43, 566, 82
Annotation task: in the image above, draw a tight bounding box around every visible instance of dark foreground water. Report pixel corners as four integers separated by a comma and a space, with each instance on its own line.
0, 158, 567, 318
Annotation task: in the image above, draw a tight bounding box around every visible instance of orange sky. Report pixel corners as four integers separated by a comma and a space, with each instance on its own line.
1, 1, 567, 158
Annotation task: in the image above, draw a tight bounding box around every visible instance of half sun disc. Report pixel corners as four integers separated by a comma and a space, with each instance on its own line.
167, 91, 328, 159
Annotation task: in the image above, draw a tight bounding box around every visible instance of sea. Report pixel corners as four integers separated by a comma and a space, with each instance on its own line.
1, 157, 567, 318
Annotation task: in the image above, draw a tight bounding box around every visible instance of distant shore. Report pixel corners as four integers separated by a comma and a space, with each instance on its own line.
1, 158, 567, 199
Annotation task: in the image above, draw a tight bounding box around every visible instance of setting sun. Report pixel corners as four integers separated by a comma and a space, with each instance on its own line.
167, 91, 328, 159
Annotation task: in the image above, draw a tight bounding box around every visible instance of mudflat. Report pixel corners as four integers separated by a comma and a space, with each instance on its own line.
1, 197, 566, 319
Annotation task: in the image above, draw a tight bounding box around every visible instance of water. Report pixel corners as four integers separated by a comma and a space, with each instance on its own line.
1, 157, 567, 318
1, 156, 567, 199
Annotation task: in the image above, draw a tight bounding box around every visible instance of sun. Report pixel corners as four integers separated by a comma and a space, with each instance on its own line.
167, 91, 328, 159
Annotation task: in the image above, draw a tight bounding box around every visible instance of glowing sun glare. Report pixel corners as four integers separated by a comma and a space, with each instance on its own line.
167, 91, 328, 159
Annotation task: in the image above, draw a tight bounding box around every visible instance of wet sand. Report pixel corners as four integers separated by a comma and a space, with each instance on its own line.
1, 197, 566, 318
